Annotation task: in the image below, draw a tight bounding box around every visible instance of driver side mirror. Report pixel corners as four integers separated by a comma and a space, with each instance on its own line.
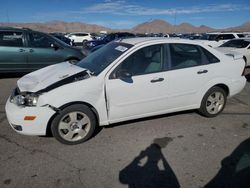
116, 69, 133, 83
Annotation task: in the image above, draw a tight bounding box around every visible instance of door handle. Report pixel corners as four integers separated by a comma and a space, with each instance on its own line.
19, 49, 25, 52
29, 49, 34, 53
197, 70, 208, 74
150, 77, 164, 83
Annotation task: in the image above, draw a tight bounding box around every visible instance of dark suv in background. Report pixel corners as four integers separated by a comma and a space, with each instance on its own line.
0, 27, 85, 73
83, 32, 135, 55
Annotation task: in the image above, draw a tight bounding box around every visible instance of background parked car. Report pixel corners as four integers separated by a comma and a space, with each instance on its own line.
65, 32, 93, 46
216, 38, 250, 66
0, 27, 85, 73
197, 32, 245, 47
82, 32, 135, 56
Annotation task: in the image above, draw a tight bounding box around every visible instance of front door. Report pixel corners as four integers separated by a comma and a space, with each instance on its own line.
0, 31, 28, 72
27, 32, 63, 70
106, 44, 170, 123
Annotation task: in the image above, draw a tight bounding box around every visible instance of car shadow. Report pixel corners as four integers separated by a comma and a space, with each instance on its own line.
204, 138, 250, 188
119, 137, 180, 188
0, 73, 26, 79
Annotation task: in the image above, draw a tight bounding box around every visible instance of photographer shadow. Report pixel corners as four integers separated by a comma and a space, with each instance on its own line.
205, 138, 250, 188
119, 139, 180, 188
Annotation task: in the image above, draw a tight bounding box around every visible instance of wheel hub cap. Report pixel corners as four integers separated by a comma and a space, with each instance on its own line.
70, 122, 79, 131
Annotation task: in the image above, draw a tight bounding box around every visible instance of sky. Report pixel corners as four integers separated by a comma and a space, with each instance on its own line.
0, 0, 250, 29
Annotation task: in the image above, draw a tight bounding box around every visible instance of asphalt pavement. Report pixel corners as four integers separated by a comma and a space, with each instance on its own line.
0, 69, 250, 188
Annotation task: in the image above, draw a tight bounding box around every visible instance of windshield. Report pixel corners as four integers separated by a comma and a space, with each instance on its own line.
49, 34, 70, 47
77, 42, 133, 75
220, 40, 250, 48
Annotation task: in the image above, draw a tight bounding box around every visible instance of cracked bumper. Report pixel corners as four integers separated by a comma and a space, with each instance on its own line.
5, 98, 56, 136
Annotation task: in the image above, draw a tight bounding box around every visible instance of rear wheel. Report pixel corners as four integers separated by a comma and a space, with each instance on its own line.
51, 104, 96, 145
82, 40, 88, 45
199, 86, 227, 117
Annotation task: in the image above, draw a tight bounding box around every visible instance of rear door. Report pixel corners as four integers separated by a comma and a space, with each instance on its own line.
27, 32, 64, 70
0, 30, 28, 72
164, 43, 220, 109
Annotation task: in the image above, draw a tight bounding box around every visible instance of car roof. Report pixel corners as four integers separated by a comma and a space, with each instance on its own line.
229, 38, 250, 41
118, 37, 204, 46
69, 32, 90, 34
206, 32, 242, 35
0, 27, 32, 32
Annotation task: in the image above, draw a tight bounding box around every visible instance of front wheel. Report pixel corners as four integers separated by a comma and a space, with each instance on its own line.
198, 86, 227, 117
51, 104, 96, 145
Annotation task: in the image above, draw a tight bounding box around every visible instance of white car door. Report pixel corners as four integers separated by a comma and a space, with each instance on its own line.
164, 43, 220, 109
105, 44, 171, 122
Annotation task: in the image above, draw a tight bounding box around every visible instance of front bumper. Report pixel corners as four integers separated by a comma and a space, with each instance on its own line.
5, 98, 56, 136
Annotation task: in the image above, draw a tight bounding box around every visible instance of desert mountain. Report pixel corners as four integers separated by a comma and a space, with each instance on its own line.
0, 19, 249, 34
0, 21, 110, 33
132, 20, 216, 33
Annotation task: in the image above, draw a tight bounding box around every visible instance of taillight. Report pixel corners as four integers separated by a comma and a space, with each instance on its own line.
242, 67, 247, 76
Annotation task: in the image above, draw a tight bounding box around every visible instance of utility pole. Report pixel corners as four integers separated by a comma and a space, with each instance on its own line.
174, 10, 177, 34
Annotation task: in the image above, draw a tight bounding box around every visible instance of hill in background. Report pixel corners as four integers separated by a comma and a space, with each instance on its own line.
0, 19, 250, 34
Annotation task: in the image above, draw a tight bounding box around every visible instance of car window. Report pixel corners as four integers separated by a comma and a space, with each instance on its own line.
115, 44, 163, 77
28, 32, 53, 48
0, 31, 23, 47
219, 34, 235, 40
237, 34, 245, 38
221, 40, 250, 48
200, 47, 220, 64
75, 33, 88, 37
169, 44, 202, 70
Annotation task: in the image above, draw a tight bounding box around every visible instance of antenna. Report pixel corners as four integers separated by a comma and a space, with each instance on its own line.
6, 10, 10, 22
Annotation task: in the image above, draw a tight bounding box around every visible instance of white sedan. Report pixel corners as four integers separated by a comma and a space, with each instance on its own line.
5, 38, 246, 144
65, 32, 93, 46
216, 38, 250, 66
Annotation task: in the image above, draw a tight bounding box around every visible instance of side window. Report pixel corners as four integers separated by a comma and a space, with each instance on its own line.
0, 31, 23, 47
200, 47, 220, 64
76, 33, 88, 37
169, 44, 202, 70
221, 34, 235, 40
28, 33, 52, 48
114, 44, 163, 77
237, 34, 245, 38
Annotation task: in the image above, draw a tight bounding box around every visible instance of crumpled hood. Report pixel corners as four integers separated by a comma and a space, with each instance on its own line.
17, 61, 86, 92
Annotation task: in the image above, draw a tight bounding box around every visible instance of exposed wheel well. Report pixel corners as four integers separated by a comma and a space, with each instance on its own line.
243, 56, 248, 67
243, 56, 247, 63
212, 84, 229, 96
46, 101, 99, 136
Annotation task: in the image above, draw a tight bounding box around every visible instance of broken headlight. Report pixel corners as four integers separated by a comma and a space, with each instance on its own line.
10, 89, 39, 107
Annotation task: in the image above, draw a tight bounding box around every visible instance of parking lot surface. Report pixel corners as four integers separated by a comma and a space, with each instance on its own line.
0, 69, 250, 188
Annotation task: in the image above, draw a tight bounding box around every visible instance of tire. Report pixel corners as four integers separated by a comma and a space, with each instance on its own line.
82, 40, 87, 45
51, 104, 96, 145
198, 86, 227, 117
